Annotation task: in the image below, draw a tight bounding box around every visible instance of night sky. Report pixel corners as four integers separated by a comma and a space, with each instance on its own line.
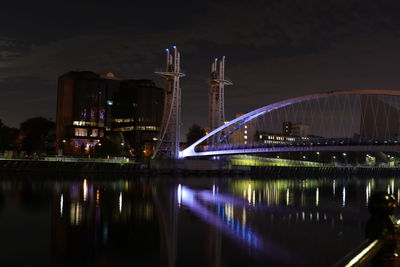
2, 0, 400, 134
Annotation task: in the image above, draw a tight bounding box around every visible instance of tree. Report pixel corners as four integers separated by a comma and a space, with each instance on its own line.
20, 117, 55, 155
95, 138, 121, 156
0, 120, 18, 151
186, 124, 206, 146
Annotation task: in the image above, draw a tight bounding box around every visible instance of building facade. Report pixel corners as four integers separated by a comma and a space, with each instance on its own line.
56, 71, 163, 158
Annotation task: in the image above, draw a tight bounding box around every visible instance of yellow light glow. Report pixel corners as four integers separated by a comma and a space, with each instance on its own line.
247, 184, 252, 204
83, 179, 88, 201
96, 189, 100, 206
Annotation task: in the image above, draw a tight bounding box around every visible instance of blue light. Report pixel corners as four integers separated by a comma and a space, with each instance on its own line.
165, 48, 169, 52
215, 58, 218, 62
247, 229, 252, 244
106, 100, 113, 106
172, 45, 176, 49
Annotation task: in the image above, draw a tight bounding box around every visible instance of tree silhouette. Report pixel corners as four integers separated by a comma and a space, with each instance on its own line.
186, 124, 206, 146
20, 117, 55, 155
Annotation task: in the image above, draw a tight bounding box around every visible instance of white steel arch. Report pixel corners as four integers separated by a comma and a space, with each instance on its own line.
180, 89, 400, 158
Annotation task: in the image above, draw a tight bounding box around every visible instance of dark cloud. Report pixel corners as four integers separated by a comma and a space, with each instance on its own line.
1, 0, 400, 131
0, 76, 55, 126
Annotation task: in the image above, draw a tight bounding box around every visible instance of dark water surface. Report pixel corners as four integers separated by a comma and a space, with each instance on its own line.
0, 174, 398, 267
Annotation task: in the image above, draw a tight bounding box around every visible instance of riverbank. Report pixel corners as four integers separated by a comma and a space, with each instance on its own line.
1, 158, 400, 177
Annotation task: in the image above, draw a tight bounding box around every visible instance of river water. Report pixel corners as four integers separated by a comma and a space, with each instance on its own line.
0, 174, 398, 267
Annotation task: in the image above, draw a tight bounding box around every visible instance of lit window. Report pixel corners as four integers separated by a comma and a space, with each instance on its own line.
90, 129, 98, 137
75, 128, 87, 137
244, 135, 248, 139
244, 130, 247, 134
245, 125, 248, 129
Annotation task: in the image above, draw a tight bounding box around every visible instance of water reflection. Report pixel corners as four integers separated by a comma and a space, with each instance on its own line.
0, 175, 398, 266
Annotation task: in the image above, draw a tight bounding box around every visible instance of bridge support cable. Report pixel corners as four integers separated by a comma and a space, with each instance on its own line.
152, 46, 185, 159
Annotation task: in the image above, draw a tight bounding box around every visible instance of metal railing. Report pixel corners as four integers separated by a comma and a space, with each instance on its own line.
334, 219, 400, 266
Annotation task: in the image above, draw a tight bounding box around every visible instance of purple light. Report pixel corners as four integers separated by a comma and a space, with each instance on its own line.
178, 185, 294, 262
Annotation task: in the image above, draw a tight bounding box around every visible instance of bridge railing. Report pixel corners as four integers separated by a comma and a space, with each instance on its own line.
333, 218, 400, 266
201, 137, 400, 152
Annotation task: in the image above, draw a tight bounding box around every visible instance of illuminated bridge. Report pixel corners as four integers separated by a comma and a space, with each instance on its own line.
181, 89, 400, 158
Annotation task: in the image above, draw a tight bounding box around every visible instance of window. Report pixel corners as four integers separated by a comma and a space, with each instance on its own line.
75, 128, 87, 137
90, 129, 98, 137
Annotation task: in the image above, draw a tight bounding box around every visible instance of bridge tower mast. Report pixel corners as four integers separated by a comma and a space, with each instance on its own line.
208, 56, 232, 145
152, 46, 185, 159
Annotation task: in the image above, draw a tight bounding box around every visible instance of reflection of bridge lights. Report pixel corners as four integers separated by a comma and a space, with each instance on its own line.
391, 179, 395, 195
96, 189, 100, 206
316, 188, 319, 207
83, 179, 88, 202
286, 188, 290, 206
247, 184, 252, 204
366, 183, 371, 206
60, 194, 64, 216
398, 189, 400, 204
177, 184, 182, 206
70, 202, 82, 225
119, 192, 122, 213
342, 187, 346, 207
225, 203, 234, 221
179, 185, 266, 252
333, 180, 336, 196
242, 207, 246, 228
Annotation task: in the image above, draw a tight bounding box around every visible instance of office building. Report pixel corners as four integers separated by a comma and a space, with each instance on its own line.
56, 71, 163, 157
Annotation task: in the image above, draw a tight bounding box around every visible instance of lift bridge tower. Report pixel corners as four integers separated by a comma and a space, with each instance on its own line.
209, 56, 232, 145
152, 46, 185, 159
